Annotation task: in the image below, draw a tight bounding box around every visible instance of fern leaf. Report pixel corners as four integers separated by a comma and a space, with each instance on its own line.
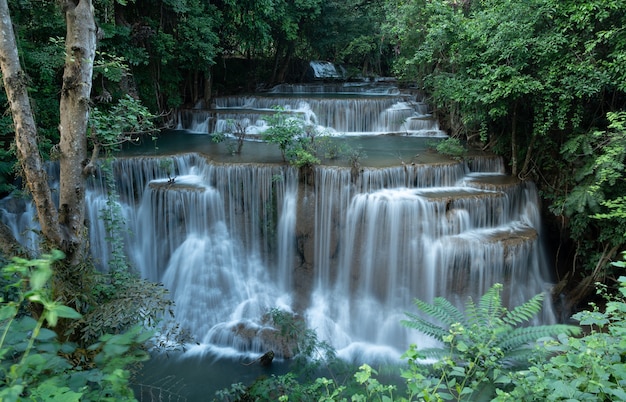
478, 283, 504, 326
464, 284, 504, 328
432, 297, 466, 326
502, 293, 544, 326
415, 297, 466, 327
464, 297, 479, 327
498, 346, 538, 368
402, 313, 449, 342
498, 324, 580, 352
413, 346, 448, 361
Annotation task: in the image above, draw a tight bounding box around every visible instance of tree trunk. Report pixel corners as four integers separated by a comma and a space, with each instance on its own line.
510, 102, 518, 176
276, 41, 295, 83
0, 0, 96, 267
203, 70, 212, 107
519, 131, 536, 180
58, 0, 96, 265
0, 0, 63, 247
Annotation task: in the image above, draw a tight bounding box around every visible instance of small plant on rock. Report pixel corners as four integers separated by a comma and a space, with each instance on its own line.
430, 137, 467, 160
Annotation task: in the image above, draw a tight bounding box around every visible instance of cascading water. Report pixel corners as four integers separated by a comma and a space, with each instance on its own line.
177, 82, 445, 137
302, 163, 555, 362
0, 83, 558, 370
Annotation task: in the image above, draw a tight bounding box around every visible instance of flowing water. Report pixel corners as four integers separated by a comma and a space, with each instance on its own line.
0, 82, 558, 398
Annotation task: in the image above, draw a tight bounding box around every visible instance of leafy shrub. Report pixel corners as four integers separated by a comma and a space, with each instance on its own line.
432, 137, 467, 159
212, 119, 248, 154
0, 251, 151, 401
401, 283, 580, 401
495, 275, 626, 401
262, 107, 352, 169
262, 107, 306, 162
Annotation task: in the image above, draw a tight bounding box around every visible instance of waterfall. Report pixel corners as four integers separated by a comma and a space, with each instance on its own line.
0, 153, 557, 362
305, 165, 556, 362
0, 82, 558, 364
177, 84, 445, 136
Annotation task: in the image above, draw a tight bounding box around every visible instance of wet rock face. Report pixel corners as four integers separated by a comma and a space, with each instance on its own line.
296, 183, 316, 266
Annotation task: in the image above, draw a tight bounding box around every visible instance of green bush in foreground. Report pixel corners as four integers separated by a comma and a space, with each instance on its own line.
401, 283, 580, 401
495, 274, 626, 401
0, 252, 151, 401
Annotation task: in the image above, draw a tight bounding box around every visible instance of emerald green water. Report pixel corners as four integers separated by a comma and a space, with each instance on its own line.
123, 130, 447, 167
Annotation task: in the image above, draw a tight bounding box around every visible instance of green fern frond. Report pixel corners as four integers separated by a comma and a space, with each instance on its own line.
498, 346, 538, 368
415, 297, 466, 327
403, 297, 467, 342
402, 313, 449, 342
498, 324, 580, 352
431, 297, 467, 325
414, 346, 448, 361
475, 283, 505, 326
502, 293, 544, 326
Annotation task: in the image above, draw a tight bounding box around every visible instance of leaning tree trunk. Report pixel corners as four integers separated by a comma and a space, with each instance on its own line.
58, 0, 97, 266
0, 0, 63, 247
0, 0, 96, 270
0, 0, 96, 328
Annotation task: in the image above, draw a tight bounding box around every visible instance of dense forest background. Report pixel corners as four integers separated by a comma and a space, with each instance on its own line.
1, 0, 625, 310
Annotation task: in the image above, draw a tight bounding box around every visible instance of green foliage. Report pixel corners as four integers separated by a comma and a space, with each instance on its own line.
99, 159, 130, 273
0, 252, 149, 401
262, 107, 340, 169
401, 284, 581, 401
266, 308, 336, 370
0, 139, 16, 195
495, 275, 626, 401
549, 110, 626, 273
286, 148, 321, 169
262, 107, 306, 162
212, 119, 248, 154
90, 95, 158, 155
213, 308, 345, 401
352, 364, 398, 402
309, 0, 388, 76
215, 372, 347, 402
431, 138, 467, 160
559, 112, 626, 215
96, 0, 221, 112
76, 266, 173, 346
217, 283, 596, 402
383, 0, 626, 289
76, 160, 173, 345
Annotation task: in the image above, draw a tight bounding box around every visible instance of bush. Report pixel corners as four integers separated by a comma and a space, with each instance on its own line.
432, 137, 467, 159
0, 252, 151, 401
495, 274, 626, 401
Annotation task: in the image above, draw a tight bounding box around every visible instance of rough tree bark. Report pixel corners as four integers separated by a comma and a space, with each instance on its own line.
58, 0, 97, 266
0, 0, 63, 247
0, 0, 96, 267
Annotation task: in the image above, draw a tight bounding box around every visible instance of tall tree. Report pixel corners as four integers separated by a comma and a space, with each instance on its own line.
0, 0, 96, 285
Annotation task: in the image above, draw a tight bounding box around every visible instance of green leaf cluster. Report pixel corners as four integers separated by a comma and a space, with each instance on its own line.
89, 95, 158, 155
431, 138, 467, 160
214, 274, 626, 402
0, 252, 150, 401
260, 107, 322, 168
496, 275, 626, 401
401, 284, 580, 401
